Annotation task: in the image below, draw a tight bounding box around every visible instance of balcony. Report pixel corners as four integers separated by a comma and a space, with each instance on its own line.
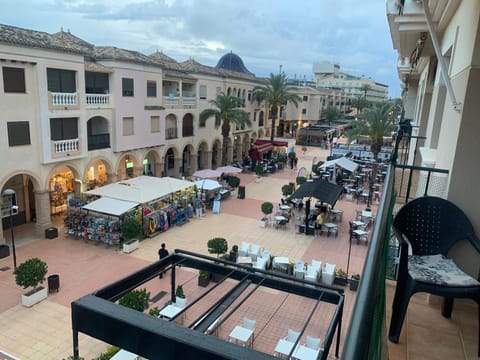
52, 138, 79, 156
87, 133, 110, 151
86, 93, 110, 106
162, 95, 197, 108
166, 127, 178, 140
50, 92, 77, 107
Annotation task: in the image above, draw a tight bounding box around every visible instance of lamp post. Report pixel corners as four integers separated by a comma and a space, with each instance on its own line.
2, 189, 17, 269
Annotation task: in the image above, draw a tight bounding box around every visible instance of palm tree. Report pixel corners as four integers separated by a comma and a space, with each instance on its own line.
360, 84, 372, 97
200, 93, 251, 166
351, 96, 370, 115
322, 105, 342, 128
251, 73, 301, 142
346, 101, 396, 206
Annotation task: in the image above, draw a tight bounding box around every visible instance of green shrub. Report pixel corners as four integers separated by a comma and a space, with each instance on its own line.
92, 346, 120, 360
311, 161, 324, 175
149, 307, 160, 317
175, 285, 185, 299
14, 258, 48, 290
119, 288, 150, 312
261, 202, 273, 219
199, 270, 210, 279
296, 176, 307, 186
121, 217, 141, 242
207, 237, 228, 257
227, 175, 240, 188
255, 163, 263, 176
281, 183, 294, 197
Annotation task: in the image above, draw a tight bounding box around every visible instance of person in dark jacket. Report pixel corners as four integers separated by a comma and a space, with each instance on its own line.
158, 243, 169, 278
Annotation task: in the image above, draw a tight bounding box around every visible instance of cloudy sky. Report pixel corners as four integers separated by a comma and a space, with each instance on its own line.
2, 0, 401, 97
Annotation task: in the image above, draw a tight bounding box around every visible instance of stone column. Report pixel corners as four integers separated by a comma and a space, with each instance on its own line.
154, 162, 163, 177
189, 154, 198, 175
106, 172, 115, 184
34, 189, 52, 235
227, 144, 233, 164
174, 158, 182, 178
206, 151, 212, 169
235, 141, 242, 162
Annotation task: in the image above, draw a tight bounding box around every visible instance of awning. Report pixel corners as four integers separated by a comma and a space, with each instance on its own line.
254, 143, 273, 153
320, 156, 359, 173
82, 197, 139, 216
254, 139, 288, 147
289, 180, 344, 207
85, 176, 193, 203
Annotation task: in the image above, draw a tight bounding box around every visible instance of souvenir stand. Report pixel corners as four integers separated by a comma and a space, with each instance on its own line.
84, 176, 195, 239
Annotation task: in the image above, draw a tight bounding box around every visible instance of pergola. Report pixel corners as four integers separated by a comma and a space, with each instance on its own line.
72, 250, 344, 360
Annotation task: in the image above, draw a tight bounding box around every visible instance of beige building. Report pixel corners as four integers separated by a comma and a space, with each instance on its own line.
313, 61, 389, 103
0, 24, 269, 242
387, 0, 480, 268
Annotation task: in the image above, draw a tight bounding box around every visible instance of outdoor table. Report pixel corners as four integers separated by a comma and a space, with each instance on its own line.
274, 339, 296, 357
229, 325, 254, 347
361, 211, 372, 218
352, 221, 366, 229
273, 256, 290, 273
159, 304, 183, 320
237, 256, 253, 266
329, 209, 343, 222
323, 223, 338, 237
293, 344, 320, 360
279, 205, 291, 211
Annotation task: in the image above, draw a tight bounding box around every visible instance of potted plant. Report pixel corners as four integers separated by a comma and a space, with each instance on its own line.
14, 257, 49, 307
207, 237, 228, 282
119, 288, 150, 312
254, 163, 264, 182
334, 268, 348, 286
281, 183, 294, 197
229, 244, 239, 262
227, 176, 240, 188
121, 217, 141, 253
175, 284, 185, 299
198, 270, 211, 287
260, 201, 273, 227
350, 274, 361, 291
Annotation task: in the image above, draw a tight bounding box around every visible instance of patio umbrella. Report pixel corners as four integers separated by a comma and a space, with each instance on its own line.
192, 169, 222, 179
216, 165, 242, 174
194, 179, 222, 191
289, 180, 344, 207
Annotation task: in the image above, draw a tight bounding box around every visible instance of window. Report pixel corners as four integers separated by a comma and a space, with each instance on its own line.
85, 72, 109, 94
150, 116, 160, 133
248, 91, 252, 101
122, 78, 134, 97
303, 95, 308, 101
50, 118, 78, 140
199, 85, 207, 99
147, 81, 157, 97
123, 117, 134, 136
302, 108, 307, 115
3, 67, 26, 93
47, 68, 76, 92
216, 86, 222, 95
7, 121, 30, 146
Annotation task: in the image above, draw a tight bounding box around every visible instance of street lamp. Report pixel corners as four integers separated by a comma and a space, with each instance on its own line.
2, 189, 17, 269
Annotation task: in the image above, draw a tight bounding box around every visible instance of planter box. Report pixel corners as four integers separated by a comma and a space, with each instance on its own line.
123, 239, 139, 253
349, 277, 360, 291
198, 275, 210, 287
22, 286, 48, 307
334, 276, 348, 286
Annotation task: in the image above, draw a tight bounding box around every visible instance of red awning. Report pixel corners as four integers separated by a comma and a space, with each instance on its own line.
255, 143, 273, 153
254, 139, 288, 147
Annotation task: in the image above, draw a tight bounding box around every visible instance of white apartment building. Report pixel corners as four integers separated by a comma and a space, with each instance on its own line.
313, 61, 389, 103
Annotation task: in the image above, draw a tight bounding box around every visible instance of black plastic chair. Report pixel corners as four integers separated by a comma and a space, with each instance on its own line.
388, 196, 480, 356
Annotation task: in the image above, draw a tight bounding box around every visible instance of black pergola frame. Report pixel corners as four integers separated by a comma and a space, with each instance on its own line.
72, 249, 344, 360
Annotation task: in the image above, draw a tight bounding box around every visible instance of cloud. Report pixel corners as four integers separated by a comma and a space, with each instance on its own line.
2, 0, 401, 96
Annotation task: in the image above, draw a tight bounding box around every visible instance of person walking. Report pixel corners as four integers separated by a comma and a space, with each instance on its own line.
158, 243, 169, 278
315, 212, 324, 237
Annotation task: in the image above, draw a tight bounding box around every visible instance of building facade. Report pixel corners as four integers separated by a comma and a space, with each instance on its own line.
387, 0, 480, 271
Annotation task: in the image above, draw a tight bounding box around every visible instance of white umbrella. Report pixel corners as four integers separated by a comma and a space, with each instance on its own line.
216, 165, 242, 174
194, 179, 222, 191
192, 169, 222, 178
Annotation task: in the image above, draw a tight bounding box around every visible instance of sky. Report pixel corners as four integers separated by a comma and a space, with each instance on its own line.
1, 0, 401, 98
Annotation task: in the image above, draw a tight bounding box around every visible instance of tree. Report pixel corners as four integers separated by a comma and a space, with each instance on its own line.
207, 237, 228, 258
360, 84, 372, 97
322, 105, 342, 128
200, 93, 251, 165
14, 258, 48, 291
251, 72, 301, 143
351, 96, 370, 115
346, 101, 396, 205
119, 288, 150, 312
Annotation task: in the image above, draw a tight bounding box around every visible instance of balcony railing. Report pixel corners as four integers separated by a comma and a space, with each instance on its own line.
86, 93, 110, 105
165, 127, 178, 140
162, 95, 197, 108
51, 92, 77, 106
53, 138, 79, 154
88, 134, 110, 151
183, 96, 196, 107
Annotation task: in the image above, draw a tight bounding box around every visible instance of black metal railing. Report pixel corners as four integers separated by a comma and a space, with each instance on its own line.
166, 127, 178, 140
342, 165, 395, 359
87, 134, 110, 151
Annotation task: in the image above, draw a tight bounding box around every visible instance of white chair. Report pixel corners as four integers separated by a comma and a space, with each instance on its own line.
294, 269, 305, 280
286, 328, 300, 343
243, 317, 256, 330
175, 297, 186, 309
305, 335, 321, 350
248, 244, 261, 261
239, 242, 250, 257
295, 261, 305, 271
323, 263, 336, 286
261, 250, 271, 268
253, 257, 268, 270
304, 267, 319, 286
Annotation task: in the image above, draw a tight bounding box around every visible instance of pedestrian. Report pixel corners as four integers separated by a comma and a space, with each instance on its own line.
158, 243, 169, 278
315, 212, 323, 237
195, 198, 203, 219
294, 157, 298, 169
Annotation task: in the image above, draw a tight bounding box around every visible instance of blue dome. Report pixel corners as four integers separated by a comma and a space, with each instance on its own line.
215, 52, 252, 74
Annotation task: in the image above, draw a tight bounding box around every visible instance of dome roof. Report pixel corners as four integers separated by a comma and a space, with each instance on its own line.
215, 52, 252, 74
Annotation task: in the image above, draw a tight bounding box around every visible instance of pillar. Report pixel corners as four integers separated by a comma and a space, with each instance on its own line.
34, 189, 52, 235
189, 154, 198, 175
154, 162, 163, 177
206, 151, 212, 169
174, 158, 182, 178
227, 145, 233, 165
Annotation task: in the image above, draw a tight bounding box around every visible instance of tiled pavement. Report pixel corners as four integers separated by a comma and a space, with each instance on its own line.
0, 146, 476, 359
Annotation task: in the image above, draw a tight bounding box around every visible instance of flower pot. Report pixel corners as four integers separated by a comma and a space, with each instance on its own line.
22, 286, 48, 307
198, 275, 210, 287
123, 239, 139, 253
259, 219, 267, 228
349, 277, 360, 291
334, 276, 348, 286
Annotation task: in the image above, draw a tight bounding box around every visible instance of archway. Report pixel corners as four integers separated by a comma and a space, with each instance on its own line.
197, 142, 209, 170
182, 144, 195, 176
164, 147, 178, 177
211, 139, 221, 168
85, 158, 113, 190
165, 114, 177, 140
142, 150, 160, 176
87, 116, 110, 150
117, 154, 138, 180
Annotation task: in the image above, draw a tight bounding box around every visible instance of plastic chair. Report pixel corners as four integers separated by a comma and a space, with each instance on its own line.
305, 335, 321, 350
388, 196, 480, 356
